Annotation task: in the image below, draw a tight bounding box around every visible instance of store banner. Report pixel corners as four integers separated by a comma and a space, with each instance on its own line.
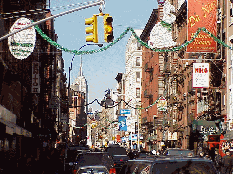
118, 116, 127, 131
187, 0, 217, 53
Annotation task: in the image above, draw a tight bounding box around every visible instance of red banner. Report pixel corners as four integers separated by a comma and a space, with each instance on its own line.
187, 0, 217, 53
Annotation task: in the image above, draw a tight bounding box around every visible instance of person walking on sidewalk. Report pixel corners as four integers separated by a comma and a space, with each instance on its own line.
214, 149, 222, 173
222, 150, 233, 174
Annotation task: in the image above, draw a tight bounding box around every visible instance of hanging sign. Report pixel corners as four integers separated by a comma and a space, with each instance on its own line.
118, 116, 127, 131
31, 62, 40, 93
8, 17, 36, 59
193, 63, 209, 88
187, 0, 217, 53
157, 97, 167, 111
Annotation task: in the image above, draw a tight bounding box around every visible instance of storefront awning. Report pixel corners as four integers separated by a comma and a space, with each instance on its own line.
192, 120, 220, 135
222, 130, 233, 140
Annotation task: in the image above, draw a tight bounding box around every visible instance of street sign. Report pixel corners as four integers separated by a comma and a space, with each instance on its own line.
120, 109, 130, 114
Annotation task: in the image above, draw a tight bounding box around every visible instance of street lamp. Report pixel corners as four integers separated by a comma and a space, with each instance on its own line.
68, 43, 103, 106
67, 43, 103, 146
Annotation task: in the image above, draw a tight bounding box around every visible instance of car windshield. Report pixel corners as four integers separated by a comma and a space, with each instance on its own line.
151, 161, 217, 174
76, 153, 112, 169
106, 147, 127, 156
164, 149, 193, 156
78, 167, 108, 174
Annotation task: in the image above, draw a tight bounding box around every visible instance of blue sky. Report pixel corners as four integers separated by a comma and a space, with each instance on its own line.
50, 0, 158, 111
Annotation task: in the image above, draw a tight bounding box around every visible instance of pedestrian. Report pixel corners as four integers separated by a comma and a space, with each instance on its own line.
214, 149, 222, 173
209, 147, 215, 162
222, 149, 233, 174
128, 150, 134, 160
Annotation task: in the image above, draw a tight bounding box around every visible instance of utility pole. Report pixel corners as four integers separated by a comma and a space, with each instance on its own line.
0, 0, 104, 42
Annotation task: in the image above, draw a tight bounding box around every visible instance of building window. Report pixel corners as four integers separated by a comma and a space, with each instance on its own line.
137, 42, 141, 50
136, 57, 141, 66
136, 88, 140, 98
136, 72, 140, 82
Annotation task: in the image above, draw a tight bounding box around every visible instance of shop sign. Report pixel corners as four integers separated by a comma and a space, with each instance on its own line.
193, 63, 209, 88
157, 97, 167, 111
8, 17, 36, 59
32, 62, 40, 93
187, 0, 217, 53
192, 120, 220, 141
168, 131, 177, 140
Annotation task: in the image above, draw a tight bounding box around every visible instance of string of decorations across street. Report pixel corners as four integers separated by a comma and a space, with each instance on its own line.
33, 24, 233, 110
34, 23, 233, 55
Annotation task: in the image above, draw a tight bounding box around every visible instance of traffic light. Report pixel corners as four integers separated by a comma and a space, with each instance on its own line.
103, 14, 114, 42
85, 14, 98, 43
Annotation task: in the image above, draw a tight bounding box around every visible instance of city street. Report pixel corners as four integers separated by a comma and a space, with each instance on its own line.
0, 0, 233, 174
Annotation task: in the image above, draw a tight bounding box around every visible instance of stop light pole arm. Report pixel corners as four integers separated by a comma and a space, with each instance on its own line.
0, 0, 105, 42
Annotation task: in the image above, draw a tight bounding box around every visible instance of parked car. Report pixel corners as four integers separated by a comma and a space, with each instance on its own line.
72, 152, 116, 174
119, 156, 218, 174
105, 144, 129, 173
163, 148, 195, 157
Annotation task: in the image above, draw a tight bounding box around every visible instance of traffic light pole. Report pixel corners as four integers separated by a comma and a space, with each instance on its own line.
0, 0, 104, 42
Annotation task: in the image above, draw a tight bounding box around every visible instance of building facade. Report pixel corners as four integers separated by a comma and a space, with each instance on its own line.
0, 0, 67, 170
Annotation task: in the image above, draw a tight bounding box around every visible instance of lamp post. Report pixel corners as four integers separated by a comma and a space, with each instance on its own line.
67, 43, 103, 146
68, 43, 103, 105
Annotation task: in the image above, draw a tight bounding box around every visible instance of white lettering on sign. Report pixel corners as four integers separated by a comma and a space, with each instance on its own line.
32, 62, 40, 93
199, 126, 218, 135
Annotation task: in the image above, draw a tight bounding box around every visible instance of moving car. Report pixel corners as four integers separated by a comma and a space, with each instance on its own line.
72, 152, 116, 174
105, 144, 129, 173
119, 156, 218, 174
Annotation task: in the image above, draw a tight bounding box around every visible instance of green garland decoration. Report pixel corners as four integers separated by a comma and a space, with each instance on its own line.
34, 25, 233, 54
33, 24, 233, 111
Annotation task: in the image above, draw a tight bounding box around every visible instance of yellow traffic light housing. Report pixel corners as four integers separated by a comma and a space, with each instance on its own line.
85, 15, 98, 43
103, 14, 114, 42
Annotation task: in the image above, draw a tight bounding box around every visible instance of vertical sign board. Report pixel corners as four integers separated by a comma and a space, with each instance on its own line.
32, 62, 40, 93
8, 17, 36, 59
193, 63, 209, 88
187, 0, 217, 53
118, 116, 127, 131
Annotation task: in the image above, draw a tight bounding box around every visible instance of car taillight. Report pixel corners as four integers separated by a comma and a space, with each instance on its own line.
109, 168, 116, 174
73, 169, 77, 174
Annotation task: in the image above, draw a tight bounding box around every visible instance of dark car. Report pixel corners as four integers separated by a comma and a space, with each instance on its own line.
119, 156, 218, 174
72, 152, 116, 174
76, 165, 109, 174
105, 144, 129, 173
163, 148, 194, 157
65, 145, 90, 173
119, 158, 155, 174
